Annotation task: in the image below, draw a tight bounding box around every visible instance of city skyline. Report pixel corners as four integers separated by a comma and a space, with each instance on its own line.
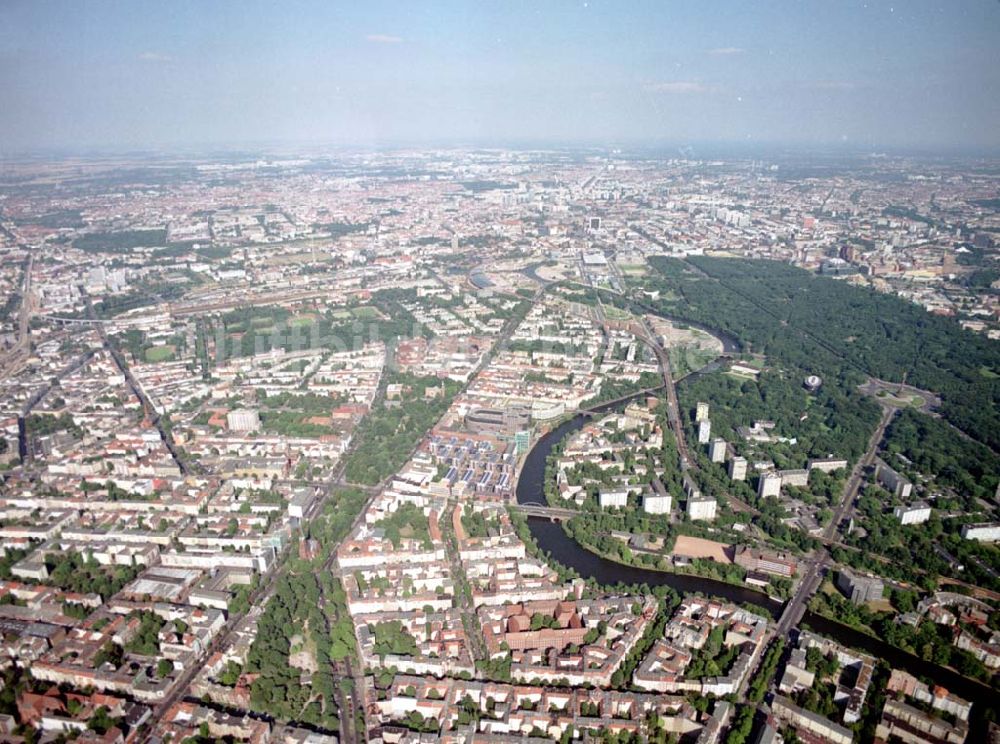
2, 0, 999, 153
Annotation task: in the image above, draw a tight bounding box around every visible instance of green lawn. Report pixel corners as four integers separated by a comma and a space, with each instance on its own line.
619, 264, 647, 275
603, 305, 632, 321
670, 345, 719, 377
144, 345, 176, 362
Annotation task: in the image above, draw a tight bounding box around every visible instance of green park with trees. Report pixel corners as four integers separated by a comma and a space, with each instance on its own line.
344, 373, 460, 485
636, 256, 1000, 452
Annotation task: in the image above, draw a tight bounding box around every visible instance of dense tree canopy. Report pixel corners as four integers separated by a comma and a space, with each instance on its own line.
638, 256, 1000, 451
344, 373, 460, 485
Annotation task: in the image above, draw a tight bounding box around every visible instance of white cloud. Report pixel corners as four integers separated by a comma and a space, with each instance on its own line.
137, 51, 172, 62
644, 81, 709, 94
708, 47, 745, 56
365, 34, 403, 44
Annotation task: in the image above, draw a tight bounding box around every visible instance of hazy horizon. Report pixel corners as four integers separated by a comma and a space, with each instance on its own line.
2, 0, 999, 154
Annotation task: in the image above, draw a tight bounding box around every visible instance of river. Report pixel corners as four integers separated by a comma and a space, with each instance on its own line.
515, 403, 784, 616
514, 395, 997, 709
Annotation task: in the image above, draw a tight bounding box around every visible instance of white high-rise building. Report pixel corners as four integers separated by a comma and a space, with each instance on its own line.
698, 419, 712, 444
876, 462, 912, 500
645, 481, 673, 515
729, 456, 748, 482
758, 472, 782, 499
893, 504, 931, 525
962, 522, 1000, 542
599, 489, 629, 509
709, 438, 727, 463
643, 493, 672, 515
687, 496, 717, 521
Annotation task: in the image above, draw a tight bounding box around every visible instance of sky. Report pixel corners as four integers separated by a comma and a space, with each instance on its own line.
1, 0, 998, 153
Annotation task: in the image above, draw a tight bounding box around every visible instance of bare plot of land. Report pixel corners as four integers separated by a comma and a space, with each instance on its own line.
670, 535, 732, 564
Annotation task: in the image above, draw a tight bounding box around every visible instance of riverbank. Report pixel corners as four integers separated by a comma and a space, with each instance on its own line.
524, 394, 791, 604
564, 528, 785, 609
506, 287, 998, 714
804, 611, 997, 705
516, 457, 998, 713
512, 387, 998, 712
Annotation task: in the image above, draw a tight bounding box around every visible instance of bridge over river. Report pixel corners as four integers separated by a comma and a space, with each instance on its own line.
509, 503, 577, 522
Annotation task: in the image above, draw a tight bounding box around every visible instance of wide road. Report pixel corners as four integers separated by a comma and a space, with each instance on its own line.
826, 405, 897, 542
632, 316, 692, 468
325, 282, 549, 742
739, 404, 898, 698
169, 286, 369, 318
572, 265, 760, 516
147, 412, 379, 740
18, 349, 98, 464
319, 473, 383, 744
778, 404, 896, 635
90, 307, 191, 475
0, 252, 34, 380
